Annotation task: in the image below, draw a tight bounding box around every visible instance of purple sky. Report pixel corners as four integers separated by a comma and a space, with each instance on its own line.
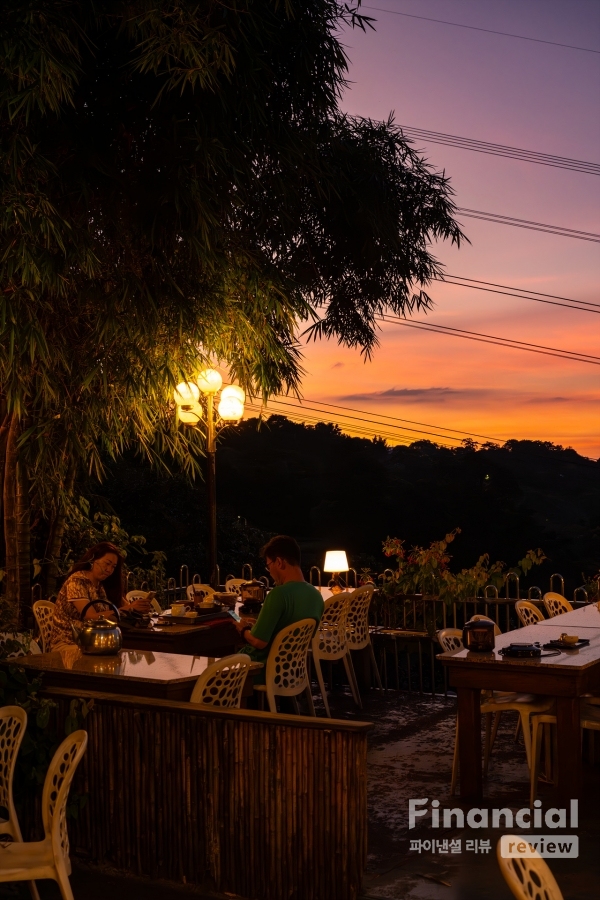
290, 0, 600, 455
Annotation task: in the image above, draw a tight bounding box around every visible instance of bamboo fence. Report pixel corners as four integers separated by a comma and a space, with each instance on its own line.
43, 688, 371, 900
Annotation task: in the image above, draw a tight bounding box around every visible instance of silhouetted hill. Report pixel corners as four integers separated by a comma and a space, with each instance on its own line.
100, 416, 600, 595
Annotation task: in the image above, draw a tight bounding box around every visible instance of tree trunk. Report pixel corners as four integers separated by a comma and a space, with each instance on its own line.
16, 451, 31, 624
0, 407, 10, 563
3, 415, 19, 621
43, 459, 76, 597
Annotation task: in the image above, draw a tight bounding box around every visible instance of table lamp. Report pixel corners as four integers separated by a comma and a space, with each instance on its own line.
323, 550, 349, 592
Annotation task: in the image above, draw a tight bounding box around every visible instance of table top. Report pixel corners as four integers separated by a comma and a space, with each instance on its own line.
14, 648, 262, 685
441, 621, 600, 672
537, 604, 600, 629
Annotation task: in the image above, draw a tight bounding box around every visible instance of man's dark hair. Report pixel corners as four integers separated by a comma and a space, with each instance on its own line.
261, 535, 301, 567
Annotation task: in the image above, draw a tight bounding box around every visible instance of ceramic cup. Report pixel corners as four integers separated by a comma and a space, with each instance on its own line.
171, 603, 186, 617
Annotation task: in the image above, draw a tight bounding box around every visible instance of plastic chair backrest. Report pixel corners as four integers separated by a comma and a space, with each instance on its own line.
189, 654, 252, 708
265, 618, 316, 698
225, 578, 246, 594
438, 629, 464, 652
468, 614, 502, 637
126, 590, 148, 603
515, 600, 544, 627
543, 592, 573, 618
0, 706, 28, 841
186, 583, 215, 603
496, 836, 564, 900
33, 600, 55, 653
346, 585, 375, 650
313, 594, 349, 660
42, 730, 88, 866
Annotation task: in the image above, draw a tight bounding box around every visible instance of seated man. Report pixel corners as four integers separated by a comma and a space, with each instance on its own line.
235, 535, 323, 682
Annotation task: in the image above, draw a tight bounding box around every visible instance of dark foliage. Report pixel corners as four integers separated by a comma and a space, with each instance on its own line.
98, 417, 600, 594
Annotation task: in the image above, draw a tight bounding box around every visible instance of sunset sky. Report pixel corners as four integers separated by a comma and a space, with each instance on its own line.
264, 0, 600, 457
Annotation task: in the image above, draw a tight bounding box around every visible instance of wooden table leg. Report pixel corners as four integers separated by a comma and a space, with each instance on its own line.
457, 686, 482, 801
555, 696, 581, 806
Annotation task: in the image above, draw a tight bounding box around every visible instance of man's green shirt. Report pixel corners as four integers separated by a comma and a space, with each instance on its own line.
242, 581, 324, 682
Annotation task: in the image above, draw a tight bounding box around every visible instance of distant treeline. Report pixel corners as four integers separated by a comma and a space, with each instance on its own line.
99, 416, 600, 595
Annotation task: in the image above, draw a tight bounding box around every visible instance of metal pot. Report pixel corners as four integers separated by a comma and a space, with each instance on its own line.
462, 619, 495, 653
70, 601, 122, 655
240, 580, 266, 604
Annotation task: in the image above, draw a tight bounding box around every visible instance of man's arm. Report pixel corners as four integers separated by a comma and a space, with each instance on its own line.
235, 618, 268, 650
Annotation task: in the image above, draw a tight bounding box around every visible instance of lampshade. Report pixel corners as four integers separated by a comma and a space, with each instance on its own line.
177, 402, 203, 425
323, 550, 349, 572
220, 384, 246, 404
174, 381, 200, 405
197, 368, 223, 393
218, 395, 244, 421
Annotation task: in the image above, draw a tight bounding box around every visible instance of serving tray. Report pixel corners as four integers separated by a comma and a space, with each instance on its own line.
543, 638, 590, 650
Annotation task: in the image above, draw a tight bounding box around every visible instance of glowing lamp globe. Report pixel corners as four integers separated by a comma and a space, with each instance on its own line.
323, 551, 349, 573
197, 368, 223, 394
174, 381, 200, 405
218, 395, 244, 421
220, 384, 246, 404
177, 402, 203, 425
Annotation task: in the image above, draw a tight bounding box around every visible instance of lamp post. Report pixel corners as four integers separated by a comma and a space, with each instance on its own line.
173, 370, 245, 587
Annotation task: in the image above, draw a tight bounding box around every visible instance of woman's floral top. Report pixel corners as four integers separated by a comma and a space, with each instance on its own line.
49, 573, 109, 649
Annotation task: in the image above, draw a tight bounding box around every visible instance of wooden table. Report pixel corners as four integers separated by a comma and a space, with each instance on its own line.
121, 615, 239, 657
440, 608, 600, 805
11, 648, 262, 701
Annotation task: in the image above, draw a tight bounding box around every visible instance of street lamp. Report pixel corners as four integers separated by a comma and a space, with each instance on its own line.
174, 370, 246, 587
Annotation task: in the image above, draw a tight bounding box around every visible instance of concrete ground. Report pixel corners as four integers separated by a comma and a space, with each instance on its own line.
3, 686, 599, 899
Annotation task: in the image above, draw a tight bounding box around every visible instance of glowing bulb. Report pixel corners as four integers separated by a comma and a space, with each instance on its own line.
220, 384, 246, 404
197, 369, 223, 394
174, 382, 200, 405
177, 402, 203, 425
218, 395, 244, 421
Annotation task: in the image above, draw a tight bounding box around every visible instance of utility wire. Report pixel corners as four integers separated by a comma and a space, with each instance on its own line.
457, 208, 600, 243
252, 397, 471, 444
363, 6, 600, 55
436, 274, 600, 314
399, 125, 600, 176
378, 313, 600, 365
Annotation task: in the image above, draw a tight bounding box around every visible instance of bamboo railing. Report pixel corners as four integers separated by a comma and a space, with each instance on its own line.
44, 688, 371, 900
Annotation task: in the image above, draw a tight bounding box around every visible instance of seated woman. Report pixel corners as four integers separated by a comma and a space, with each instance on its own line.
49, 541, 151, 651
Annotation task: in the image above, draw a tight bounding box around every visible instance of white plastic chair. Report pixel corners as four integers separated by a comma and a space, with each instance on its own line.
33, 600, 55, 653
497, 836, 564, 900
225, 578, 246, 595
0, 729, 88, 900
515, 600, 545, 627
186, 583, 215, 603
543, 592, 573, 618
437, 629, 553, 793
345, 585, 382, 691
0, 634, 41, 657
255, 618, 317, 715
311, 594, 361, 717
529, 702, 600, 806
0, 706, 40, 900
126, 590, 162, 615
189, 654, 251, 708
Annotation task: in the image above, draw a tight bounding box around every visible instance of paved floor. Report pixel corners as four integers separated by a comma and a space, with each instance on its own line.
3, 687, 598, 899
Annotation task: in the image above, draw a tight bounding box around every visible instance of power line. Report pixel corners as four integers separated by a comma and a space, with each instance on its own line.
363, 6, 600, 55
378, 313, 600, 365
457, 208, 600, 243
437, 274, 600, 314
253, 397, 472, 444
398, 124, 600, 176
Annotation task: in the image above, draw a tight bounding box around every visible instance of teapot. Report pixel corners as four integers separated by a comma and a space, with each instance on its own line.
71, 602, 122, 656
240, 579, 267, 605
462, 619, 495, 653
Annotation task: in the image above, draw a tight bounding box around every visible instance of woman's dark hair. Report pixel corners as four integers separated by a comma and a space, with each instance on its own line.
260, 535, 301, 567
70, 542, 125, 606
